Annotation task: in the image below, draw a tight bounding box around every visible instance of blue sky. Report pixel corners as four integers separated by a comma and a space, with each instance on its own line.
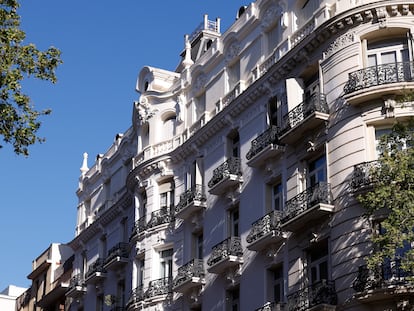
0, 1, 248, 290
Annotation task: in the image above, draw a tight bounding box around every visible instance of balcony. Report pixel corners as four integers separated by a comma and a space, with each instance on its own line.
173, 258, 205, 293
255, 302, 286, 311
146, 207, 174, 230
344, 61, 414, 105
208, 157, 243, 195
85, 258, 107, 284
65, 274, 86, 299
126, 286, 144, 310
279, 93, 329, 144
350, 160, 380, 194
175, 185, 207, 220
280, 182, 334, 232
246, 210, 287, 252
353, 260, 414, 303
207, 236, 243, 274
145, 277, 172, 302
287, 280, 337, 311
129, 216, 146, 242
246, 126, 285, 168
104, 242, 129, 270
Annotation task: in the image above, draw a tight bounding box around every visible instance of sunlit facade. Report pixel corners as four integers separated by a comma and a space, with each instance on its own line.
66, 1, 414, 311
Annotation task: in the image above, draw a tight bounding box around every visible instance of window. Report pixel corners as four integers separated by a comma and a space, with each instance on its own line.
272, 182, 283, 211
367, 38, 409, 67
226, 287, 240, 311
229, 207, 240, 237
228, 130, 240, 158
117, 280, 126, 308
138, 258, 145, 287
160, 249, 173, 279
268, 96, 280, 127
227, 60, 240, 93
159, 181, 175, 209
96, 295, 104, 311
193, 232, 204, 259
266, 23, 281, 55
307, 155, 326, 188
268, 265, 284, 303
194, 93, 206, 122
307, 240, 329, 285
187, 157, 204, 190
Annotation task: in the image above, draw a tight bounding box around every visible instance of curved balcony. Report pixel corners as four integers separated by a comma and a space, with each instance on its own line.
246, 126, 285, 168
145, 277, 172, 302
353, 260, 414, 303
207, 236, 243, 274
350, 160, 380, 194
65, 274, 86, 299
287, 280, 337, 311
85, 258, 107, 284
146, 207, 174, 230
208, 157, 243, 195
173, 258, 205, 293
279, 93, 329, 144
104, 242, 129, 270
126, 286, 144, 310
129, 216, 146, 243
280, 182, 334, 232
246, 210, 287, 252
344, 61, 414, 105
175, 185, 207, 220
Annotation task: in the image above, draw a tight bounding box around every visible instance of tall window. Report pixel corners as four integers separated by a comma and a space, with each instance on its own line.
229, 207, 240, 237
160, 249, 173, 279
227, 60, 240, 93
194, 93, 206, 122
307, 240, 329, 285
307, 155, 326, 188
117, 280, 126, 308
187, 157, 204, 190
268, 265, 284, 303
228, 130, 240, 158
268, 96, 280, 127
159, 181, 175, 210
227, 287, 240, 311
138, 258, 145, 287
367, 37, 409, 67
193, 232, 204, 259
272, 182, 283, 211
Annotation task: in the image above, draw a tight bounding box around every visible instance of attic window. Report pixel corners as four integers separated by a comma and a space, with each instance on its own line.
237, 6, 247, 19
144, 81, 149, 91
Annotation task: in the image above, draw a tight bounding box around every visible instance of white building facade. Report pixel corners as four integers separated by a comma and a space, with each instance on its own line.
67, 1, 414, 311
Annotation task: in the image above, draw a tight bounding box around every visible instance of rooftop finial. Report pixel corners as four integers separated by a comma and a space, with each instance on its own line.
182, 34, 194, 69
80, 152, 89, 176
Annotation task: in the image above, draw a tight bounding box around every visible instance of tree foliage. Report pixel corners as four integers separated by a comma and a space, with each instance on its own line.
357, 121, 414, 272
0, 0, 62, 156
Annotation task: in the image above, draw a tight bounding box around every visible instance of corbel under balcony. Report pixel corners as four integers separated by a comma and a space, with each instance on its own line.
65, 274, 86, 299
208, 157, 243, 195
207, 236, 244, 275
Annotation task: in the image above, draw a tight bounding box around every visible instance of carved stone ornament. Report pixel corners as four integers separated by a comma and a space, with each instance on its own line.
323, 32, 355, 59
194, 73, 206, 94
225, 41, 241, 64
136, 96, 155, 124
376, 7, 388, 28
261, 4, 282, 30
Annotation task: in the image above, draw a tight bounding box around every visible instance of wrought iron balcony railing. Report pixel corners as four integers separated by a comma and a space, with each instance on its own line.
68, 274, 85, 290
280, 93, 328, 135
344, 61, 414, 94
126, 285, 145, 307
207, 157, 242, 189
105, 242, 129, 265
207, 236, 243, 267
281, 182, 332, 224
175, 185, 206, 215
146, 207, 174, 229
246, 126, 282, 160
130, 216, 146, 241
173, 258, 205, 289
287, 280, 337, 311
255, 301, 285, 311
350, 160, 380, 191
246, 210, 283, 244
353, 259, 414, 292
85, 258, 106, 279
145, 277, 172, 299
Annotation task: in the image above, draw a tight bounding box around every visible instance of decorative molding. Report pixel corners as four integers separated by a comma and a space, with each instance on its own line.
261, 4, 282, 30
225, 41, 241, 64
323, 32, 355, 59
